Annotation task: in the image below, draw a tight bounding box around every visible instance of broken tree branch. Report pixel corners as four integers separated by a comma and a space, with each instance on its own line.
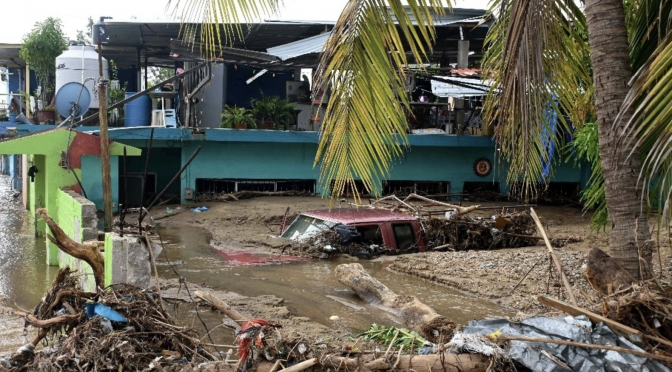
37, 208, 105, 289
530, 208, 577, 306
402, 193, 479, 215
19, 312, 80, 328
194, 291, 248, 325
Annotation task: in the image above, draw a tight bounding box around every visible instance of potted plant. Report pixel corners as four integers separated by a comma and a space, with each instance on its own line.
221, 105, 256, 129
37, 102, 56, 124
251, 95, 275, 129
270, 98, 296, 130
19, 17, 68, 124
251, 95, 296, 130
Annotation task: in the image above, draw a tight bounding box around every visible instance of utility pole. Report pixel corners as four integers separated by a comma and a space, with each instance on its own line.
97, 40, 113, 232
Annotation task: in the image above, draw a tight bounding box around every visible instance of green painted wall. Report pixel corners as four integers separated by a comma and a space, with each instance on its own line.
0, 129, 141, 266
29, 155, 47, 235
55, 188, 96, 292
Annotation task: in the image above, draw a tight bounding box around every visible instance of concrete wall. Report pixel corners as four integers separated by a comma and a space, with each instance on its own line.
53, 187, 155, 290
118, 144, 182, 206
55, 188, 99, 292
104, 233, 160, 289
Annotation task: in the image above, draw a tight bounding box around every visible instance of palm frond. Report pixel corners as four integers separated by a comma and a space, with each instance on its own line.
313, 0, 451, 202
569, 121, 607, 231
628, 0, 672, 71
482, 0, 593, 199
617, 0, 672, 221
166, 0, 280, 59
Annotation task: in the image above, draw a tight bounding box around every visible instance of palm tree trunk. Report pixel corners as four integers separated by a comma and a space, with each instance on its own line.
584, 0, 652, 279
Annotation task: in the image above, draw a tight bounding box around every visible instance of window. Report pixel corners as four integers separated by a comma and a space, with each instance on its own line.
393, 224, 415, 251
356, 225, 384, 245
281, 215, 334, 241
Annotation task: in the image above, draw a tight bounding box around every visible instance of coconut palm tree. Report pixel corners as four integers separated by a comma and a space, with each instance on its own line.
482, 0, 672, 279
169, 0, 672, 279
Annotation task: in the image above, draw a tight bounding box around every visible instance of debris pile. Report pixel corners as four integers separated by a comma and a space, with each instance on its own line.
291, 228, 390, 259
3, 268, 215, 372
196, 190, 312, 203
591, 279, 672, 359
423, 212, 538, 251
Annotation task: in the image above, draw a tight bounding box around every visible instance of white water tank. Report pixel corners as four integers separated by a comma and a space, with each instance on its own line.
55, 43, 108, 109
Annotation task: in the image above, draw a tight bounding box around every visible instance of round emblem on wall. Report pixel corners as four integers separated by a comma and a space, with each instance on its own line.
474, 158, 492, 177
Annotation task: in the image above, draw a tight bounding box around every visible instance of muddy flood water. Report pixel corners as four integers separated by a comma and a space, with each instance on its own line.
156, 225, 509, 333
0, 174, 508, 352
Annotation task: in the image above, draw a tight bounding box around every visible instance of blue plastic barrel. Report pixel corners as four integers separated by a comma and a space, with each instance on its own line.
124, 92, 151, 127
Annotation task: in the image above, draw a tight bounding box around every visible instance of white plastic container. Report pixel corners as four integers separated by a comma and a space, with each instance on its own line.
55, 44, 108, 109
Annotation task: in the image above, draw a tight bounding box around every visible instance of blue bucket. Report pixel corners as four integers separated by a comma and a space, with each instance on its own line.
124, 92, 151, 127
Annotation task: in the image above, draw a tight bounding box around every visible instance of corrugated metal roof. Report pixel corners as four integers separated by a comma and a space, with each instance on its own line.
265, 8, 488, 62
266, 32, 329, 61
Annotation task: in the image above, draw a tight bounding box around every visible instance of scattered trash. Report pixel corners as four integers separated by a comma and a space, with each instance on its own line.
329, 315, 339, 320
463, 315, 669, 372
191, 206, 209, 213
84, 302, 128, 322
166, 207, 174, 214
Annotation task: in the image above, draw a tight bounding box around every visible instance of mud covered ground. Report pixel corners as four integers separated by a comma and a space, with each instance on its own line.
151, 196, 672, 314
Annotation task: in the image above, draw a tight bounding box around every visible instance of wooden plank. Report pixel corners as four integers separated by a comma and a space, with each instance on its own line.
530, 208, 578, 305
538, 295, 672, 349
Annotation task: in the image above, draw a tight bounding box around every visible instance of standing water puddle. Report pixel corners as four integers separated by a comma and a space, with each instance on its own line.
0, 176, 57, 354
157, 225, 510, 332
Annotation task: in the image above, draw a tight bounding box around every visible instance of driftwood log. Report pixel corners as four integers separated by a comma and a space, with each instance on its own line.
197, 354, 490, 372
194, 290, 248, 325
584, 248, 635, 295
335, 263, 455, 342
37, 208, 105, 289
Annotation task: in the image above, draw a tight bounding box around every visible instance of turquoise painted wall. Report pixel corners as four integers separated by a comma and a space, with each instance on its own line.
386, 147, 502, 193
178, 140, 588, 202
180, 141, 321, 199
81, 155, 120, 212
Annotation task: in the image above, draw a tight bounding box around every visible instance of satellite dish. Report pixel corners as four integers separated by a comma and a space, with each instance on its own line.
55, 82, 91, 119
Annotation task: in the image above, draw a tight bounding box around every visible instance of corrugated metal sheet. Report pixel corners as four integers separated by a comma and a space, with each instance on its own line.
266, 32, 330, 61
265, 8, 488, 62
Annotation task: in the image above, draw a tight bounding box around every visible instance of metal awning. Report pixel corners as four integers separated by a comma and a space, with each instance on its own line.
0, 44, 24, 67
266, 32, 330, 61
100, 7, 490, 69
431, 76, 494, 98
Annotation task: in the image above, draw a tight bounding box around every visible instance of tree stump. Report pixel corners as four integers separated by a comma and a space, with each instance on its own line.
584, 248, 636, 295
